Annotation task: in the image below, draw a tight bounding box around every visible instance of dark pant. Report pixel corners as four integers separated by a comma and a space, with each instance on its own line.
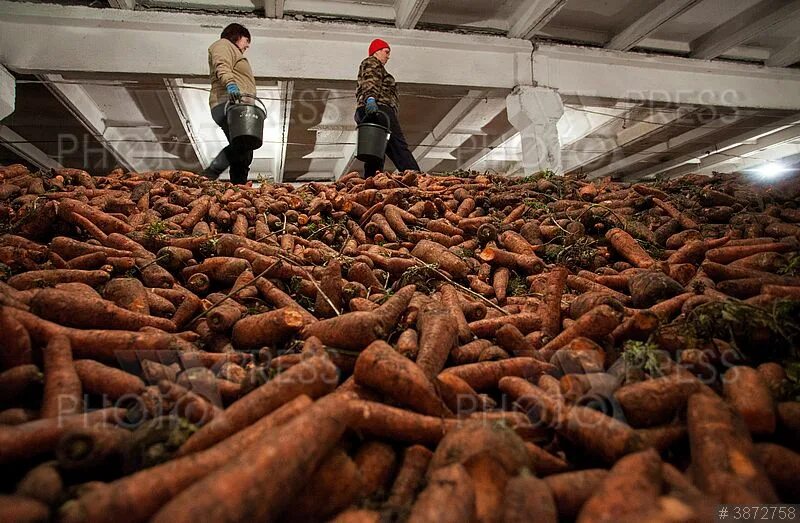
209, 103, 254, 185
355, 105, 420, 178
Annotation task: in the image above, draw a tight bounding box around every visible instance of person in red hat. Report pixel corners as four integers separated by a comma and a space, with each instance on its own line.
355, 38, 420, 178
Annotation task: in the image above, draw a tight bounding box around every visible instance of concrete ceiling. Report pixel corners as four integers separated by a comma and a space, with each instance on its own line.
2, 0, 800, 182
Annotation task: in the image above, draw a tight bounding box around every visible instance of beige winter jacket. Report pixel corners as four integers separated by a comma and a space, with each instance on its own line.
208, 38, 257, 108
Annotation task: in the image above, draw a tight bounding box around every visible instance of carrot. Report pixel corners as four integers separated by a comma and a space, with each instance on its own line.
524, 442, 569, 476
577, 448, 663, 523
687, 392, 778, 503
386, 445, 433, 508
30, 288, 175, 332
502, 470, 557, 523
0, 309, 33, 367
346, 400, 455, 446
231, 307, 306, 351
449, 339, 494, 365
7, 269, 110, 290
407, 463, 475, 523
61, 396, 311, 523
0, 408, 37, 425
753, 443, 800, 502
540, 304, 622, 355
614, 373, 705, 427
152, 394, 350, 523
494, 324, 537, 358
544, 469, 608, 520
57, 198, 132, 234
40, 335, 82, 418
182, 257, 250, 286
605, 228, 655, 268
355, 341, 451, 417
566, 274, 631, 304
722, 366, 777, 436
15, 460, 63, 506
301, 284, 416, 351
414, 302, 459, 381
329, 509, 381, 523
442, 358, 556, 391
0, 408, 124, 465
762, 283, 800, 298
537, 268, 566, 341
157, 380, 220, 426
177, 354, 337, 456
56, 424, 133, 472
492, 267, 510, 305
438, 284, 472, 343
469, 312, 542, 338
353, 440, 398, 499
648, 291, 693, 322
65, 250, 108, 270
411, 239, 469, 279
0, 364, 42, 402
285, 447, 364, 522
653, 197, 698, 230
479, 246, 543, 274
0, 495, 50, 522
396, 328, 419, 359
611, 309, 660, 345
500, 377, 641, 464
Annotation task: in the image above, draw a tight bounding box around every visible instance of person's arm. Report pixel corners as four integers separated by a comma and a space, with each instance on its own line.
209, 40, 239, 87
358, 58, 384, 102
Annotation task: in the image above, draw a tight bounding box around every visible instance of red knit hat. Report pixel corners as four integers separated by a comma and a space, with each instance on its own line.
369, 38, 390, 56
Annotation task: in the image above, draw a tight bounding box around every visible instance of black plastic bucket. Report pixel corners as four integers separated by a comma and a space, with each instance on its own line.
226, 96, 267, 150
356, 110, 391, 162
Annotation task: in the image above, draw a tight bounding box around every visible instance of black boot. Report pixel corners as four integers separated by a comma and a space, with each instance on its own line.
201, 151, 229, 180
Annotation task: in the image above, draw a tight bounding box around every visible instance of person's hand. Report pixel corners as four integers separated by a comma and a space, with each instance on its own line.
365, 97, 379, 115
227, 83, 241, 103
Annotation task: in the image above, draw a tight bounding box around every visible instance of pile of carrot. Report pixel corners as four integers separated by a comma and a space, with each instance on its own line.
1, 161, 799, 522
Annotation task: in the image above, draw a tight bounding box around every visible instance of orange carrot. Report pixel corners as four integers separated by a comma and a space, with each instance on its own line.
503, 471, 558, 523
415, 301, 459, 381
0, 309, 33, 367
407, 464, 475, 523
7, 269, 110, 290
442, 357, 556, 391
231, 307, 306, 351
355, 341, 452, 416
386, 445, 433, 508
544, 470, 609, 520
606, 228, 655, 268
30, 288, 175, 332
542, 266, 568, 339
177, 354, 337, 456
41, 335, 83, 418
722, 366, 776, 436
346, 400, 455, 446
151, 394, 350, 523
60, 396, 311, 523
540, 304, 622, 356
0, 364, 42, 403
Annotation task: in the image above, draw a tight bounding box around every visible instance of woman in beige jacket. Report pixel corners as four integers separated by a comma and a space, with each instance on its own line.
203, 23, 257, 184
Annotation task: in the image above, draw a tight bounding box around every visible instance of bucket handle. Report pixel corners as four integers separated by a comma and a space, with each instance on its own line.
225, 93, 268, 115
362, 109, 390, 130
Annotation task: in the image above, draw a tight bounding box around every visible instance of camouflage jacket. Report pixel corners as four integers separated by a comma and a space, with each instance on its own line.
356, 56, 399, 111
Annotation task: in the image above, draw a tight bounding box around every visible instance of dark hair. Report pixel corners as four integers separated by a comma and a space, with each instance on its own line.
221, 23, 251, 44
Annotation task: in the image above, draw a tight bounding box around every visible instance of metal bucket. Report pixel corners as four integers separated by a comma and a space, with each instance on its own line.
225, 95, 267, 150
356, 110, 391, 162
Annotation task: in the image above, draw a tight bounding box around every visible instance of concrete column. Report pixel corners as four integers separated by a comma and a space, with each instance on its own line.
0, 65, 15, 121
506, 85, 564, 175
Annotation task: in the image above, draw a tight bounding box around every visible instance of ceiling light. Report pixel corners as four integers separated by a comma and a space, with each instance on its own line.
753, 162, 788, 179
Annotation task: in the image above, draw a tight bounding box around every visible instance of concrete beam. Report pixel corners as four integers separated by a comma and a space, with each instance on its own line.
506, 86, 564, 175
264, 0, 284, 18
40, 74, 138, 172
588, 109, 752, 179
640, 115, 800, 179
0, 65, 14, 121
285, 0, 395, 20
414, 90, 489, 162
533, 43, 800, 110
767, 37, 800, 67
108, 0, 136, 8
164, 78, 204, 167
690, 0, 800, 60
0, 125, 63, 170
508, 0, 568, 40
394, 0, 430, 29
606, 0, 703, 51
0, 1, 531, 90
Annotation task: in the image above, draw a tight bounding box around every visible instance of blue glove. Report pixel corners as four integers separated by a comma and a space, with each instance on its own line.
227, 83, 241, 103
365, 97, 379, 115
